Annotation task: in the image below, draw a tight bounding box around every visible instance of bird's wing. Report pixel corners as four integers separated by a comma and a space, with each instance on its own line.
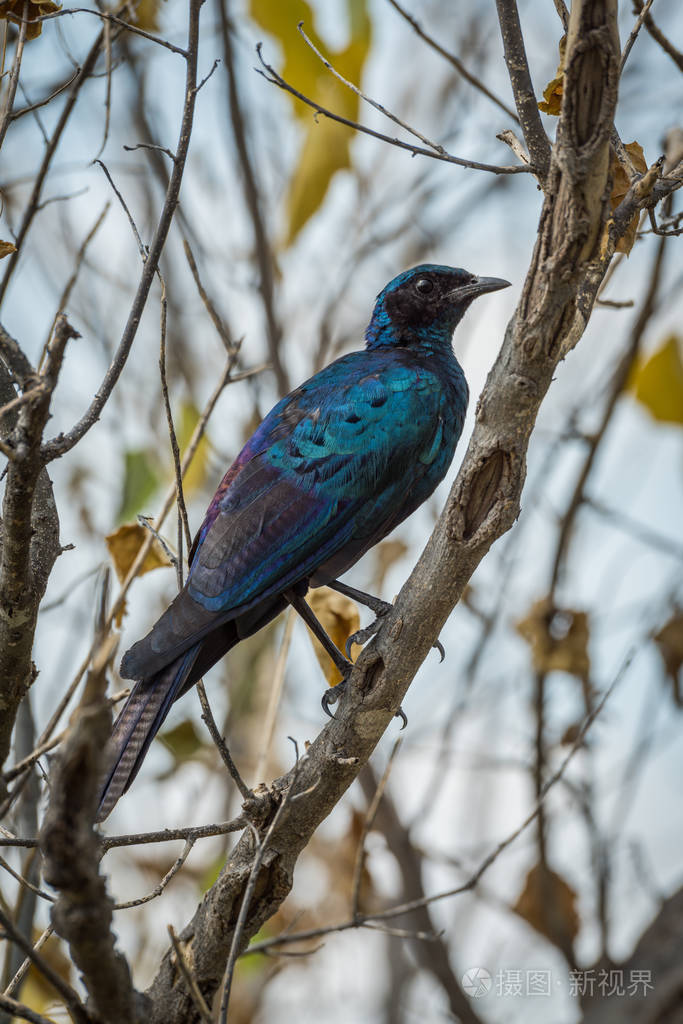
121, 353, 448, 679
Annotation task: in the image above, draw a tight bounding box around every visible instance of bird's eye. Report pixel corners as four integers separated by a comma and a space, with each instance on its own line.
415, 278, 434, 294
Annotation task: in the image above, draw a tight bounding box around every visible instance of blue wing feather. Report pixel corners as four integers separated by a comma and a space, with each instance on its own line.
121, 348, 465, 681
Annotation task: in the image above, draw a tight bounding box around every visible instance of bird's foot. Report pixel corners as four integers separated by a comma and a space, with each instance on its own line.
321, 677, 408, 730
321, 679, 347, 719
344, 604, 392, 659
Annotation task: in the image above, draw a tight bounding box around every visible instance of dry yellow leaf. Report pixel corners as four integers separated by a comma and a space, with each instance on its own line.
0, 0, 61, 40
610, 141, 648, 254
513, 863, 579, 954
305, 586, 361, 686
627, 335, 683, 425
250, 0, 371, 244
654, 612, 683, 705
538, 36, 566, 115
133, 0, 160, 32
516, 598, 590, 679
0, 240, 17, 258
105, 522, 171, 583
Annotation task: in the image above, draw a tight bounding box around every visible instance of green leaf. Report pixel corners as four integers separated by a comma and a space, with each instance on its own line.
628, 335, 683, 425
158, 718, 204, 763
118, 449, 161, 522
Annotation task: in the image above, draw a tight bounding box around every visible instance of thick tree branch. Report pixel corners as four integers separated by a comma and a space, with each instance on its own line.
0, 317, 77, 773
144, 4, 628, 1021
40, 635, 145, 1024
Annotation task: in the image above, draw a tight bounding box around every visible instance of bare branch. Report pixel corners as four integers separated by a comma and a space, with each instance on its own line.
218, 759, 306, 1023
0, 907, 89, 1023
386, 0, 519, 122
494, 0, 551, 182
167, 926, 213, 1024
145, 7, 625, 1017
256, 46, 533, 176
197, 681, 251, 800
350, 738, 402, 920
0, 26, 107, 305
40, 0, 208, 462
36, 6, 189, 57
39, 634, 141, 1024
0, 316, 78, 771
632, 0, 683, 71
0, 992, 61, 1024
621, 0, 655, 71
0, 0, 29, 152
218, 1, 289, 393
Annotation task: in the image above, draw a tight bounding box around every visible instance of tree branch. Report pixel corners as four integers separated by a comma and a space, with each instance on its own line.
495, 0, 551, 183
0, 317, 77, 773
218, 0, 289, 394
144, 4, 627, 1020
39, 635, 144, 1024
40, 0, 207, 462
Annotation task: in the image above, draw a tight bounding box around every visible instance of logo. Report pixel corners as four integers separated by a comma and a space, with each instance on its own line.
462, 967, 492, 998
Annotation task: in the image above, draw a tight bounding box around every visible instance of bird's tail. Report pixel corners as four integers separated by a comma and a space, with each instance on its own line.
96, 644, 200, 822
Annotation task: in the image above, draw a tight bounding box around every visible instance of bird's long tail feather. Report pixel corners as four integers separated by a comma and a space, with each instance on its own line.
96, 644, 200, 822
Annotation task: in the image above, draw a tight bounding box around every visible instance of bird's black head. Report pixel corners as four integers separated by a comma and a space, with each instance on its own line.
365, 264, 510, 350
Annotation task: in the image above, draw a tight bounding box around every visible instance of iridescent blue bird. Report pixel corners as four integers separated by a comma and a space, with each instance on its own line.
97, 264, 509, 819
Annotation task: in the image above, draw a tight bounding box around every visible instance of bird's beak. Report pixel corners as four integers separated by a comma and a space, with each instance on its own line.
449, 276, 511, 302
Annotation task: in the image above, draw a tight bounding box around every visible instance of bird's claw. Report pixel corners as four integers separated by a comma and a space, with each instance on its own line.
322, 681, 407, 731
344, 607, 391, 659
321, 680, 346, 720
433, 638, 446, 663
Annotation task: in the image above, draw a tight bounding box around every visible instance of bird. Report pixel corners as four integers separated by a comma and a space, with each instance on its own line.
96, 264, 509, 820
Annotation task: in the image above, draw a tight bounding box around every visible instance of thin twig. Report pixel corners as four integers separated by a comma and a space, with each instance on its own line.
114, 838, 195, 909
93, 12, 113, 159
197, 681, 251, 800
0, 24, 108, 305
219, 2, 288, 393
621, 0, 655, 72
40, 202, 110, 365
123, 141, 177, 162
183, 239, 235, 353
218, 759, 306, 1022
0, 908, 88, 1023
159, 277, 192, 583
95, 158, 147, 260
299, 22, 489, 161
2, 925, 53, 999
386, 0, 519, 122
101, 817, 248, 851
247, 647, 633, 954
254, 607, 295, 785
632, 0, 683, 71
40, 0, 207, 462
256, 46, 532, 176
350, 737, 402, 920
167, 926, 213, 1024
36, 7, 189, 57
0, 993, 56, 1024
0, 0, 29, 151
0, 854, 55, 903
10, 69, 80, 121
